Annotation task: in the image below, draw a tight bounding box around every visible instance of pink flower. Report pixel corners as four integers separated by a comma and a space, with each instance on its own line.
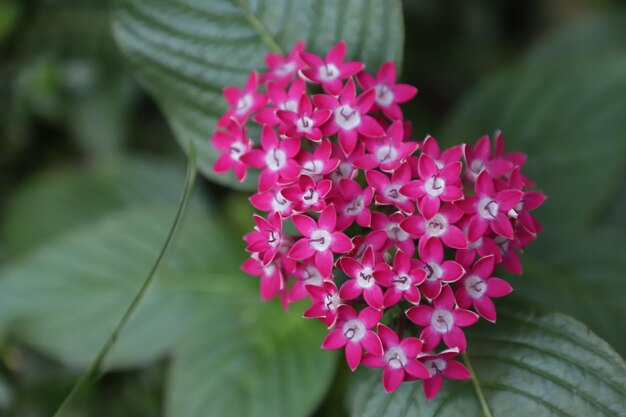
366, 162, 414, 213
419, 348, 470, 400
218, 71, 267, 127
241, 257, 284, 301
401, 153, 463, 218
338, 247, 385, 310
277, 93, 332, 141
356, 61, 418, 120
505, 167, 547, 235
240, 125, 301, 192
322, 305, 383, 371
456, 170, 523, 241
300, 41, 364, 95
333, 178, 374, 230
362, 324, 429, 393
455, 255, 513, 322
288, 205, 353, 277
417, 237, 465, 300
328, 142, 372, 183
368, 211, 415, 256
314, 79, 385, 155
249, 187, 294, 217
211, 120, 251, 181
288, 260, 325, 303
296, 139, 340, 178
282, 175, 332, 213
463, 134, 513, 182
401, 203, 467, 251
304, 281, 341, 327
406, 285, 478, 352
417, 135, 463, 171
244, 212, 283, 265
261, 40, 305, 85
375, 250, 426, 307
254, 78, 306, 126
361, 121, 419, 171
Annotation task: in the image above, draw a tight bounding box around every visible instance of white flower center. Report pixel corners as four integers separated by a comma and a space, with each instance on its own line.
392, 273, 412, 291
468, 236, 483, 250
424, 261, 443, 282
424, 358, 447, 376
431, 309, 454, 333
324, 292, 340, 311
228, 141, 246, 161
267, 230, 280, 248
385, 222, 409, 242
265, 148, 287, 171
425, 214, 448, 237
296, 116, 314, 133
424, 175, 446, 197
309, 229, 332, 252
470, 159, 485, 174
301, 159, 324, 175
318, 63, 340, 82
385, 346, 408, 369
343, 196, 364, 216
300, 266, 323, 286
236, 94, 253, 114
279, 99, 298, 113
271, 190, 291, 214
263, 263, 276, 277
375, 144, 398, 163
334, 105, 361, 130
478, 197, 499, 220
342, 319, 366, 342
384, 184, 407, 203
375, 84, 394, 107
465, 274, 487, 299
356, 266, 375, 288
301, 187, 319, 207
276, 61, 296, 76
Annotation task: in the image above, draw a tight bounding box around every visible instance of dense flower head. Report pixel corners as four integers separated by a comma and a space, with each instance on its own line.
210, 40, 546, 398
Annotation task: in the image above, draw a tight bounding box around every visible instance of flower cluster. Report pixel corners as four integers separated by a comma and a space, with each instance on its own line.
211, 41, 546, 397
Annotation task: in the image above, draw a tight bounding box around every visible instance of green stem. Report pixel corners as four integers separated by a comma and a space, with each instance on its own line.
52, 145, 197, 417
462, 353, 494, 417
232, 0, 284, 54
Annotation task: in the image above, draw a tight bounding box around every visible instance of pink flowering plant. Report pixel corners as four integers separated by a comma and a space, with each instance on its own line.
210, 40, 546, 397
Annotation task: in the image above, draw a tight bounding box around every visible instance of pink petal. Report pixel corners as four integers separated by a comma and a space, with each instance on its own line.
315, 250, 334, 277
362, 353, 386, 368
404, 359, 430, 379
339, 279, 363, 300
356, 71, 376, 90
471, 255, 495, 279
292, 214, 317, 236
319, 205, 337, 231
359, 307, 383, 328
338, 129, 359, 155
378, 61, 396, 84
443, 360, 471, 379
491, 213, 514, 239
312, 93, 339, 110
258, 169, 279, 192
439, 161, 462, 183
434, 285, 455, 310
400, 338, 423, 358
362, 331, 383, 355
400, 214, 425, 236
474, 296, 497, 322
495, 189, 523, 211
442, 226, 467, 249
331, 232, 354, 253
452, 309, 479, 327
392, 84, 418, 102
421, 236, 443, 262
420, 326, 442, 352
260, 125, 278, 150
454, 286, 472, 309
383, 288, 403, 308
475, 170, 495, 197
339, 257, 362, 278
279, 137, 301, 158
485, 278, 513, 298
365, 170, 390, 191
364, 285, 384, 310
326, 40, 346, 64
418, 154, 438, 179
288, 238, 315, 260
382, 367, 405, 393
443, 327, 467, 351
441, 261, 464, 282
340, 61, 365, 77
406, 305, 433, 326
421, 280, 442, 300
423, 375, 443, 400
346, 342, 363, 371
441, 186, 463, 202
419, 196, 441, 219
377, 324, 399, 348
239, 149, 266, 169
467, 215, 489, 242
322, 329, 347, 350
358, 115, 385, 137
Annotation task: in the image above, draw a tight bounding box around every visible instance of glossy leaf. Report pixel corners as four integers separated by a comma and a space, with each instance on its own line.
349, 307, 626, 417
112, 0, 404, 189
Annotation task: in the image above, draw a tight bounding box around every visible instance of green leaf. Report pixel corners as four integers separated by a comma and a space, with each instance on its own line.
0, 208, 233, 367
1, 157, 203, 257
165, 279, 336, 417
349, 307, 626, 417
111, 0, 405, 190
442, 52, 626, 354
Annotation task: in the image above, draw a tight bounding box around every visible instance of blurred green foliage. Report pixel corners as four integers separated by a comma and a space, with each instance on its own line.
1, 0, 626, 416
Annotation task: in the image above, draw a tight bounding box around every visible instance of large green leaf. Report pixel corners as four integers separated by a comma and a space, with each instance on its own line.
0, 157, 202, 257
442, 50, 626, 354
111, 0, 405, 189
166, 279, 335, 417
349, 307, 626, 417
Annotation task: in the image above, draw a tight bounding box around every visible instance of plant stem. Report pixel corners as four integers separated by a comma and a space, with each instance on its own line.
232, 0, 284, 54
52, 145, 197, 417
462, 353, 494, 417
